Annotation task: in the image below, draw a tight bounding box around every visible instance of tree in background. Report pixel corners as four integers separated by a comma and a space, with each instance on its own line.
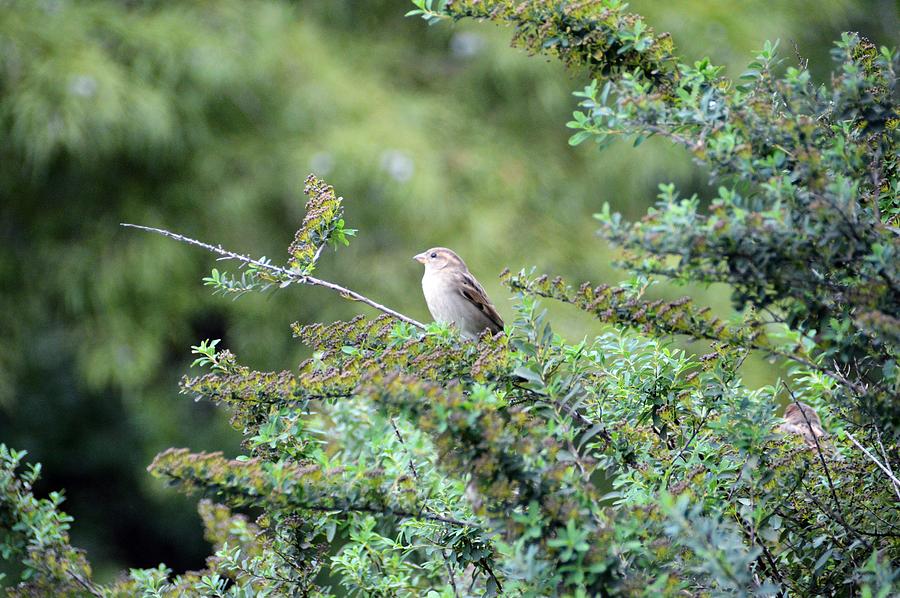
2, 0, 899, 595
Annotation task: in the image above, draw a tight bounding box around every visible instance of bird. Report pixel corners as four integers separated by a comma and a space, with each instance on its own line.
413, 247, 504, 340
779, 402, 827, 449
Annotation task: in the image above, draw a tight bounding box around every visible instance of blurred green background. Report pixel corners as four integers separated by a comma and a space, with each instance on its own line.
1, 0, 896, 582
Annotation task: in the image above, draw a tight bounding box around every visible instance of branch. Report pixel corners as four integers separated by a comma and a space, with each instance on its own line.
845, 431, 900, 496
390, 417, 420, 481
784, 385, 871, 550
27, 559, 104, 598
299, 503, 481, 530
733, 515, 788, 591
120, 223, 426, 329
873, 425, 900, 502
511, 382, 600, 432
442, 549, 460, 598
67, 569, 104, 598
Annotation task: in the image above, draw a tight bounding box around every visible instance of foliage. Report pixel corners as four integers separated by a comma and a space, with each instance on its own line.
0, 445, 100, 597
2, 0, 899, 596
1, 0, 893, 573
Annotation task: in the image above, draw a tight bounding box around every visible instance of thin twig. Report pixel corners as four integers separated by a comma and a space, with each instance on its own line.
390, 413, 482, 592
873, 423, 900, 501
845, 431, 900, 497
815, 191, 900, 296
784, 385, 870, 549
31, 560, 104, 598
512, 382, 598, 431
790, 39, 809, 70
389, 418, 483, 596
269, 543, 312, 578
311, 241, 327, 268
481, 558, 503, 594
231, 561, 294, 585
798, 480, 876, 548
671, 409, 710, 466
121, 223, 427, 329
733, 514, 788, 592
857, 501, 900, 535
443, 549, 460, 598
67, 569, 104, 598
725, 463, 746, 502
298, 503, 481, 530
390, 417, 420, 481
785, 387, 839, 498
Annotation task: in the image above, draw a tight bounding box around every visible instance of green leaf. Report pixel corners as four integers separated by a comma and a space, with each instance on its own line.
568, 130, 592, 146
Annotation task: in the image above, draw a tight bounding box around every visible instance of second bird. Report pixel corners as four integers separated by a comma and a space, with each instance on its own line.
414, 247, 504, 340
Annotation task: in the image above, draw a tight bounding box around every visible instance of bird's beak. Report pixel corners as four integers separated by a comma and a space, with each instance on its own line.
413, 252, 427, 264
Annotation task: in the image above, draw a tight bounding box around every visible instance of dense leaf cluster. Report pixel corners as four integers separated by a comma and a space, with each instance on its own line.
2, 0, 898, 596
409, 0, 676, 84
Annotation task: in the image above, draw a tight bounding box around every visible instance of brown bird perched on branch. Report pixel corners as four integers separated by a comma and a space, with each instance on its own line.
414, 247, 504, 340
779, 402, 827, 449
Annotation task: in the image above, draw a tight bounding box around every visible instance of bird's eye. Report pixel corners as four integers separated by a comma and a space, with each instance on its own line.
430, 252, 437, 258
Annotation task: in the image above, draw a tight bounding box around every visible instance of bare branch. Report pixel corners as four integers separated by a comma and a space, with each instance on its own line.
845, 431, 900, 496
121, 223, 426, 329
873, 424, 900, 502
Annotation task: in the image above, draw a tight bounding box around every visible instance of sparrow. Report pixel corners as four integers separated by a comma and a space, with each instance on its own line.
413, 247, 504, 340
779, 402, 827, 449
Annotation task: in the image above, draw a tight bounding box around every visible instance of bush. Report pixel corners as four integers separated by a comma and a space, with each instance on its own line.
2, 0, 898, 595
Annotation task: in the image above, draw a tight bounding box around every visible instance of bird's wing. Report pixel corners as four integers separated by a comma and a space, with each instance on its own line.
779, 421, 827, 448
454, 270, 504, 333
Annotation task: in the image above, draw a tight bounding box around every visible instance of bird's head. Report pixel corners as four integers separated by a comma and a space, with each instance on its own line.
784, 402, 822, 427
413, 247, 467, 272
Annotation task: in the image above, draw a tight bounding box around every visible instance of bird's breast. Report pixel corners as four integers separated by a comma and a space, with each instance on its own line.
421, 274, 459, 320
422, 275, 477, 316
421, 272, 492, 339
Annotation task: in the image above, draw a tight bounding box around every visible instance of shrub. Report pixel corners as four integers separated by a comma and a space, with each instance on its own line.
2, 0, 898, 595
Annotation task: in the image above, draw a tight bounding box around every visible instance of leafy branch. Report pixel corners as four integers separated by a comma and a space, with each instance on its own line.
122, 175, 423, 329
